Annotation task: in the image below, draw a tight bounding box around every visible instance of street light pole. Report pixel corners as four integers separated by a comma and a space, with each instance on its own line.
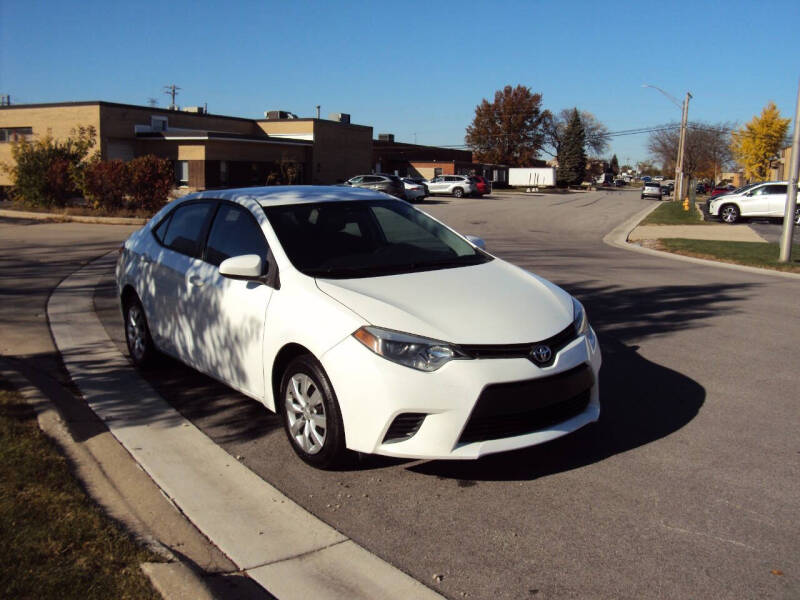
676, 92, 692, 201
642, 84, 691, 198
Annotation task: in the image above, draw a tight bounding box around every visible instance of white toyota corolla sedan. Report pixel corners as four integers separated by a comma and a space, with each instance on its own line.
116, 186, 601, 468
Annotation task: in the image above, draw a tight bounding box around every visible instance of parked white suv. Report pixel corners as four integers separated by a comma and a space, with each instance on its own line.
707, 181, 800, 224
427, 175, 477, 198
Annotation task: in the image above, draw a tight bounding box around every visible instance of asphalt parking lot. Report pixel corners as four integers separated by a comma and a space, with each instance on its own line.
2, 189, 798, 599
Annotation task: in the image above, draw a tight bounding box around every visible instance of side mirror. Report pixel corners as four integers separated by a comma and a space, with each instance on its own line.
219, 254, 264, 280
465, 235, 486, 250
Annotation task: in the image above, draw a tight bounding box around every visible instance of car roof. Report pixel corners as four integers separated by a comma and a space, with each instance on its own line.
187, 185, 394, 207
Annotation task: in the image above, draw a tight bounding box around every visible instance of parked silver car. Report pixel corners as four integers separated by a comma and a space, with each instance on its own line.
344, 174, 406, 199
427, 175, 477, 198
641, 182, 662, 200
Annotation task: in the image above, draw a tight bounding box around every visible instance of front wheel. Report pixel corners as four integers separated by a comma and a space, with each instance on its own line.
453, 187, 464, 198
720, 204, 740, 224
280, 355, 348, 469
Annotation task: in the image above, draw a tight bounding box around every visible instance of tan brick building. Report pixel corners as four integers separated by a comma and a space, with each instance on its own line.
0, 101, 373, 189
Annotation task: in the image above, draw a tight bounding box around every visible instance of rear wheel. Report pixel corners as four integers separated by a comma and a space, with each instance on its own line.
124, 296, 156, 367
280, 355, 348, 469
720, 204, 740, 224
453, 187, 464, 198
794, 206, 800, 225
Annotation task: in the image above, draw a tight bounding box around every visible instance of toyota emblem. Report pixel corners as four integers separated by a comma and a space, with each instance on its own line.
531, 344, 552, 364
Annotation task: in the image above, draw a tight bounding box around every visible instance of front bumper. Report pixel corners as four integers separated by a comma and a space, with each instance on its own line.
320, 329, 601, 460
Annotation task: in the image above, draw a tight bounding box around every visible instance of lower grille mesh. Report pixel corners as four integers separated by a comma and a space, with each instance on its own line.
458, 364, 594, 444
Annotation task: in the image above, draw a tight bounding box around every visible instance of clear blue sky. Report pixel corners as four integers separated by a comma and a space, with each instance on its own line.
2, 0, 799, 165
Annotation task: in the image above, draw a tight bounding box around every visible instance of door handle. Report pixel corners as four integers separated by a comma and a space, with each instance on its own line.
189, 275, 205, 287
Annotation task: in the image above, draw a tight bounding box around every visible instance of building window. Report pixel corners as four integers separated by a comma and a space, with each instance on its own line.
151, 116, 168, 132
176, 160, 189, 186
434, 167, 443, 177
0, 127, 33, 142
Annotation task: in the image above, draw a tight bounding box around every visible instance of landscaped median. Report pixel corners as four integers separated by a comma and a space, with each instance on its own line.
0, 380, 162, 599
629, 201, 800, 273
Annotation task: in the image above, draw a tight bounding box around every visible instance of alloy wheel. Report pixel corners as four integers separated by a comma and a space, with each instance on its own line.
285, 373, 327, 455
126, 304, 148, 362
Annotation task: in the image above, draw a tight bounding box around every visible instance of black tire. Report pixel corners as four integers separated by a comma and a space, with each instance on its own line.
453, 187, 464, 198
720, 204, 740, 224
794, 206, 800, 225
123, 295, 157, 368
280, 355, 348, 469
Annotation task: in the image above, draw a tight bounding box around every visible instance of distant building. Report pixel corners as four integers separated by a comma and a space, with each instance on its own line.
372, 137, 512, 185
768, 145, 793, 181
0, 101, 372, 189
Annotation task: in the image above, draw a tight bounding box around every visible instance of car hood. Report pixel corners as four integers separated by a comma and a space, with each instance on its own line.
315, 259, 574, 344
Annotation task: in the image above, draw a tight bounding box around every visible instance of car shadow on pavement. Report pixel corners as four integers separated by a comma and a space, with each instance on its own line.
410, 281, 759, 482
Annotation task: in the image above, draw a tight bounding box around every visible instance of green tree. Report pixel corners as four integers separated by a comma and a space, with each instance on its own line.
465, 85, 549, 166
610, 154, 620, 175
3, 126, 96, 206
731, 102, 790, 181
556, 109, 587, 187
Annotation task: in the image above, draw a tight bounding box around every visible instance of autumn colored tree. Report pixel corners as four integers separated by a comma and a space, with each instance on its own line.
465, 85, 549, 166
556, 109, 587, 187
543, 109, 609, 158
730, 102, 790, 181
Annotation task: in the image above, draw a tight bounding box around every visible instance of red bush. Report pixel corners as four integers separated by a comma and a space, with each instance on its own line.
81, 159, 129, 209
126, 155, 174, 212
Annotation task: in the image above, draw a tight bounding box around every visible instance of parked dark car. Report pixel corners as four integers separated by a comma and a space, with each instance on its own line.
613, 179, 625, 187
469, 176, 491, 196
344, 174, 406, 199
695, 183, 708, 194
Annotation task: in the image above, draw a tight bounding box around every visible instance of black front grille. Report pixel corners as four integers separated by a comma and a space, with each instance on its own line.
458, 364, 594, 444
458, 323, 577, 367
383, 413, 427, 443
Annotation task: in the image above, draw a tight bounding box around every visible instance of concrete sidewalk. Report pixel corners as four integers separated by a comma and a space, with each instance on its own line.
628, 223, 767, 243
47, 253, 444, 600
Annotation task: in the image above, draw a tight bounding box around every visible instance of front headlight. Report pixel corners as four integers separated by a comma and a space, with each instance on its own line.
573, 297, 598, 352
353, 326, 468, 372
572, 297, 588, 335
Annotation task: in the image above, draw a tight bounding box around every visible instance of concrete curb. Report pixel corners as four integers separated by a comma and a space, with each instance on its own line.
0, 363, 218, 600
46, 253, 445, 600
0, 207, 148, 225
603, 203, 800, 281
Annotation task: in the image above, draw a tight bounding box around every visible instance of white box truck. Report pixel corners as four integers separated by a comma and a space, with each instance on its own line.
509, 167, 556, 190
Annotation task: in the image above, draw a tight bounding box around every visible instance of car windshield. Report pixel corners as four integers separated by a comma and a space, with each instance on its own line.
264, 199, 492, 279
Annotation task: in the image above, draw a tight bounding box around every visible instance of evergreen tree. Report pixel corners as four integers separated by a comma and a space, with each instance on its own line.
556, 109, 587, 187
610, 154, 620, 175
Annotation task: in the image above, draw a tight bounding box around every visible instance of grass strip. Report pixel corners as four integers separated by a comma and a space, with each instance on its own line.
0, 382, 162, 600
641, 200, 704, 225
658, 239, 800, 273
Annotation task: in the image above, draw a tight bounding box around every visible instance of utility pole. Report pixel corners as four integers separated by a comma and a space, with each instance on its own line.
778, 78, 800, 263
676, 91, 692, 201
163, 84, 181, 110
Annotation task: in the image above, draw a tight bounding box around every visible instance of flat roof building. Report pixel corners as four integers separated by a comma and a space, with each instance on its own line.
0, 101, 373, 189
